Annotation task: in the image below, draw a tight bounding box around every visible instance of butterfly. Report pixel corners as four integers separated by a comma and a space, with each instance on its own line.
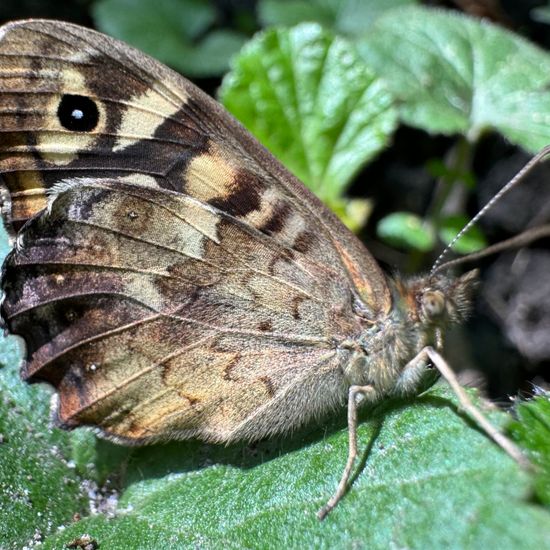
0, 19, 527, 519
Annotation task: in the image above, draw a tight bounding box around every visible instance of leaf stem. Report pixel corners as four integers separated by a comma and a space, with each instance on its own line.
426, 136, 475, 229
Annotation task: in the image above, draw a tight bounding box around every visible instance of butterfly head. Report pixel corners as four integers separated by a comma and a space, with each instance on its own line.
395, 269, 479, 329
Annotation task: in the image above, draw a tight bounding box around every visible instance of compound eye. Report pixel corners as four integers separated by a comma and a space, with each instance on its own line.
421, 290, 445, 320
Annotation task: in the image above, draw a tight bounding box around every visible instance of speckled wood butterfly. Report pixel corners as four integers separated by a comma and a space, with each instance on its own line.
0, 20, 529, 519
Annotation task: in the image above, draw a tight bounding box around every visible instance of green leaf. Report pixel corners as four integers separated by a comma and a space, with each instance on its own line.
94, 0, 215, 46
438, 215, 487, 254
0, 335, 90, 549
172, 29, 248, 77
509, 392, 550, 507
4, 364, 549, 548
220, 23, 397, 202
327, 196, 373, 234
357, 6, 550, 151
93, 0, 247, 77
258, 0, 417, 38
377, 211, 435, 252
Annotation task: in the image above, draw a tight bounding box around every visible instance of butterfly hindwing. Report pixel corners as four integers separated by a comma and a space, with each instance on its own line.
2, 179, 352, 441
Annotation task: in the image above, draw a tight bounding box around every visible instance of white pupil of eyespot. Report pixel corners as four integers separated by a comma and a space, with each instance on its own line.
71, 109, 84, 120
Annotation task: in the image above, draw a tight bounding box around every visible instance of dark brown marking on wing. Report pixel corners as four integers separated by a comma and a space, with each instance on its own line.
266, 249, 296, 277
84, 53, 149, 104
178, 392, 200, 406
70, 188, 111, 221
258, 320, 273, 332
292, 295, 306, 320
222, 354, 241, 382
147, 99, 210, 190
259, 201, 291, 235
293, 230, 316, 254
209, 169, 263, 218
259, 376, 275, 398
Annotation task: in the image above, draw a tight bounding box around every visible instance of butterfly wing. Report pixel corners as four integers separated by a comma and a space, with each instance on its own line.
0, 19, 389, 310
0, 20, 391, 443
3, 179, 354, 442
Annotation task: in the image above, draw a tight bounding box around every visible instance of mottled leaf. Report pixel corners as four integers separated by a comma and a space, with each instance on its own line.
220, 23, 397, 204
358, 6, 550, 151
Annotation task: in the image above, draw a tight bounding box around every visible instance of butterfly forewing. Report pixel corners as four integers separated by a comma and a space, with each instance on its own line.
0, 20, 392, 443
0, 19, 206, 228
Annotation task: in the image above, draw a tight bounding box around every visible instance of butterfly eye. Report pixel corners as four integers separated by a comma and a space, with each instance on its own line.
421, 290, 446, 320
57, 94, 99, 132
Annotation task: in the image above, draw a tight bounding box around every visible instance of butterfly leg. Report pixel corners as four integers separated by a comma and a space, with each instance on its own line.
411, 346, 530, 469
317, 384, 375, 521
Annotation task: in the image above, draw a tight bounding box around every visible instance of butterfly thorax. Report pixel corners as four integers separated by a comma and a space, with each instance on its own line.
342, 269, 478, 400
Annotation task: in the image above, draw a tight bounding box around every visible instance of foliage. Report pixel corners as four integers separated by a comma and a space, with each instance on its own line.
0, 336, 90, 548
220, 23, 397, 231
93, 0, 248, 77
357, 6, 550, 151
2, 2, 550, 548
509, 392, 550, 507
376, 212, 435, 252
219, 7, 550, 254
2, 334, 550, 548
257, 0, 417, 38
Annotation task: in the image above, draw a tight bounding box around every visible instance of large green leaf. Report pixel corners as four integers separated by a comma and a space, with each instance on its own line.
0, 336, 91, 549
93, 0, 247, 77
258, 0, 417, 37
2, 326, 550, 549
357, 6, 550, 151
219, 23, 397, 206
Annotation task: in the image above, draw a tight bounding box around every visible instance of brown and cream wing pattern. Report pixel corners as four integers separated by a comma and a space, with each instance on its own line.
2, 179, 353, 442
0, 19, 389, 311
0, 20, 392, 443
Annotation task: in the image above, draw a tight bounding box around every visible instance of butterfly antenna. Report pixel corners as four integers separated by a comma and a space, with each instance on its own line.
432, 224, 550, 274
430, 145, 550, 275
